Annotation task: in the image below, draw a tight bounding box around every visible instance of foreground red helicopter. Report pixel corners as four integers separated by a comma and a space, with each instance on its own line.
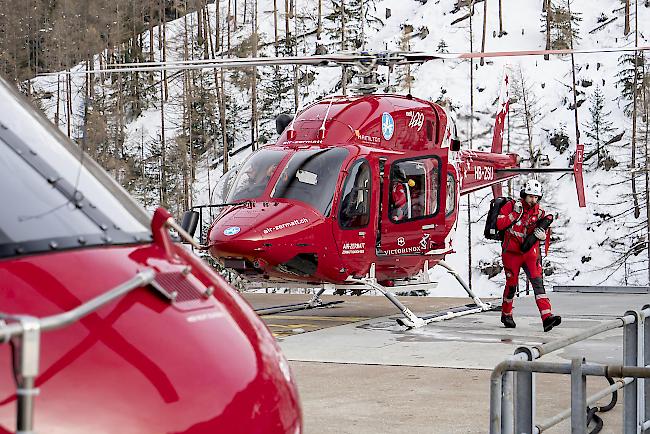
0, 76, 301, 433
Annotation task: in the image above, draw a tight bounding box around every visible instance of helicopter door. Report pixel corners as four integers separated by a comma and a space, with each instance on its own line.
379, 154, 447, 255
334, 159, 374, 262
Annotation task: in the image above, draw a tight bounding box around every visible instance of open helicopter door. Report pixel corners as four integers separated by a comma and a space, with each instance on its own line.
379, 151, 447, 255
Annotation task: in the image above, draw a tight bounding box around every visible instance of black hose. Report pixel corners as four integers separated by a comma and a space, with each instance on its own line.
587, 407, 603, 434
586, 376, 618, 434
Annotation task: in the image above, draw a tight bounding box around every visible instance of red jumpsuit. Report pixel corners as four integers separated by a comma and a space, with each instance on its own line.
391, 182, 408, 221
496, 199, 553, 320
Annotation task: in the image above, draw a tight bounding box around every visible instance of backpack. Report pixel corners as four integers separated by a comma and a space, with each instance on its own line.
484, 197, 515, 241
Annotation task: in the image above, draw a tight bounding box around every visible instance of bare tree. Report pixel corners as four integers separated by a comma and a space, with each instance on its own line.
480, 0, 487, 66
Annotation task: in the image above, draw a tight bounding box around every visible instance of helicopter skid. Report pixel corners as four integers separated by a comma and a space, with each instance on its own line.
395, 302, 495, 329
254, 299, 344, 316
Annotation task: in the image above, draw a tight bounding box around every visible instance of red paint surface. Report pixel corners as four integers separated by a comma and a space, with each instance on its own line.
0, 242, 301, 434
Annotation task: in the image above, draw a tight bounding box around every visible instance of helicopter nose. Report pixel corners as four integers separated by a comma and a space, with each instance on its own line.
208, 201, 324, 273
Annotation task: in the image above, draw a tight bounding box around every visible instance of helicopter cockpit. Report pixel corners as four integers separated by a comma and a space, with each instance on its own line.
226, 147, 348, 216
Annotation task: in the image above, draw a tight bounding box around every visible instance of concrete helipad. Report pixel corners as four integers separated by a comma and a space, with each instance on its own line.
244, 292, 650, 433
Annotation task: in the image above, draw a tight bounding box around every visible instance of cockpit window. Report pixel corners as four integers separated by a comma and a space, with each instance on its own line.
271, 148, 348, 215
339, 160, 371, 228
227, 149, 286, 202
0, 78, 151, 259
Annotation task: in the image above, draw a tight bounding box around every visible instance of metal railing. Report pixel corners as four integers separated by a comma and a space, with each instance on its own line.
0, 270, 155, 434
490, 304, 650, 434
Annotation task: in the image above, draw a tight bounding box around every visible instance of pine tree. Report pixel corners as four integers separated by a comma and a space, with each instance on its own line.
617, 53, 645, 114
540, 2, 581, 50
584, 86, 615, 168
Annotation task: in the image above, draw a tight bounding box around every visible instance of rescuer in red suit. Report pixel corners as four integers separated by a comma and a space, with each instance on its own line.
496, 179, 561, 332
390, 169, 411, 221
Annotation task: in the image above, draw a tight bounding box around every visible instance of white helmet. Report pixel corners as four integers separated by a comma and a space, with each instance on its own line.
521, 179, 543, 198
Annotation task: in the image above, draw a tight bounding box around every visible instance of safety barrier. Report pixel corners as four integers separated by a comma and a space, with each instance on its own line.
489, 305, 650, 434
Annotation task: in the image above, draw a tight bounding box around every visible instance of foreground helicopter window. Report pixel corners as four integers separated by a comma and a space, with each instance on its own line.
0, 79, 151, 259
0, 136, 150, 258
227, 150, 287, 201
389, 158, 440, 222
271, 148, 348, 215
339, 160, 371, 228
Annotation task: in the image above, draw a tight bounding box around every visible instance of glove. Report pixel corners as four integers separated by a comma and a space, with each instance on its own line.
534, 228, 546, 241
513, 201, 523, 214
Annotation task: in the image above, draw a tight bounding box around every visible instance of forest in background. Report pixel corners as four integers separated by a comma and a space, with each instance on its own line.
2, 0, 650, 289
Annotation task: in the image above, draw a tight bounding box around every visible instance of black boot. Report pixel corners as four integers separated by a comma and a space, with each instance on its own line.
501, 315, 516, 328
543, 315, 562, 332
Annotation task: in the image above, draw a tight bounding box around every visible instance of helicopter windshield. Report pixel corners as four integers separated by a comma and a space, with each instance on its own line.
227, 149, 287, 202
0, 77, 150, 259
271, 148, 348, 215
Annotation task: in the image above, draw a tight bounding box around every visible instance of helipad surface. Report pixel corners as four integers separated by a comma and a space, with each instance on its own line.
245, 292, 649, 433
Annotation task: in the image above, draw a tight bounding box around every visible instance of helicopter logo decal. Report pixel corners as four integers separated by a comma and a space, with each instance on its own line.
381, 112, 394, 140
223, 226, 241, 236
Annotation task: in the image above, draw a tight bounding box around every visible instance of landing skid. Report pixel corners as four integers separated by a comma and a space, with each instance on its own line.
348, 260, 495, 329
253, 285, 343, 316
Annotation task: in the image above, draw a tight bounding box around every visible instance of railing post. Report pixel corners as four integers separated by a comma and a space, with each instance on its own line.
625, 310, 640, 434
8, 316, 41, 434
571, 357, 587, 434
640, 304, 650, 432
502, 372, 514, 434
514, 347, 534, 434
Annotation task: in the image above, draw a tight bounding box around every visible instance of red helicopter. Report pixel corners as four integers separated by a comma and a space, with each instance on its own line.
0, 76, 301, 433
168, 49, 594, 328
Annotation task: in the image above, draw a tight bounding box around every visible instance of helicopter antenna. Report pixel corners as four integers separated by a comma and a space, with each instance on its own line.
319, 98, 336, 140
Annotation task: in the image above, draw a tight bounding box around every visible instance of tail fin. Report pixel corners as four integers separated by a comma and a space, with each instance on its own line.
573, 143, 586, 207
491, 69, 510, 154
491, 68, 511, 198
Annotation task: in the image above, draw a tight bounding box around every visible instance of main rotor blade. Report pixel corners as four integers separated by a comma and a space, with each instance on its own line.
38, 54, 375, 75
40, 45, 650, 76
404, 45, 650, 62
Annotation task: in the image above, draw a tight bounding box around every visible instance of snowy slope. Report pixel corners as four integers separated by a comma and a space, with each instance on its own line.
30, 0, 650, 296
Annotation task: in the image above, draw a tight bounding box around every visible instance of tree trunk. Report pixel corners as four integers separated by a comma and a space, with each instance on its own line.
624, 0, 631, 35
216, 0, 221, 52
498, 0, 503, 36
182, 8, 191, 210
273, 0, 279, 55
632, 0, 641, 218
284, 0, 290, 48
66, 70, 72, 138
567, 1, 580, 146
544, 0, 551, 60
290, 0, 300, 113
341, 0, 347, 95
317, 0, 322, 40
220, 68, 228, 173
251, 0, 259, 150
149, 0, 155, 62
227, 0, 232, 54
55, 74, 60, 127
160, 71, 167, 207
480, 0, 487, 66
468, 0, 474, 291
